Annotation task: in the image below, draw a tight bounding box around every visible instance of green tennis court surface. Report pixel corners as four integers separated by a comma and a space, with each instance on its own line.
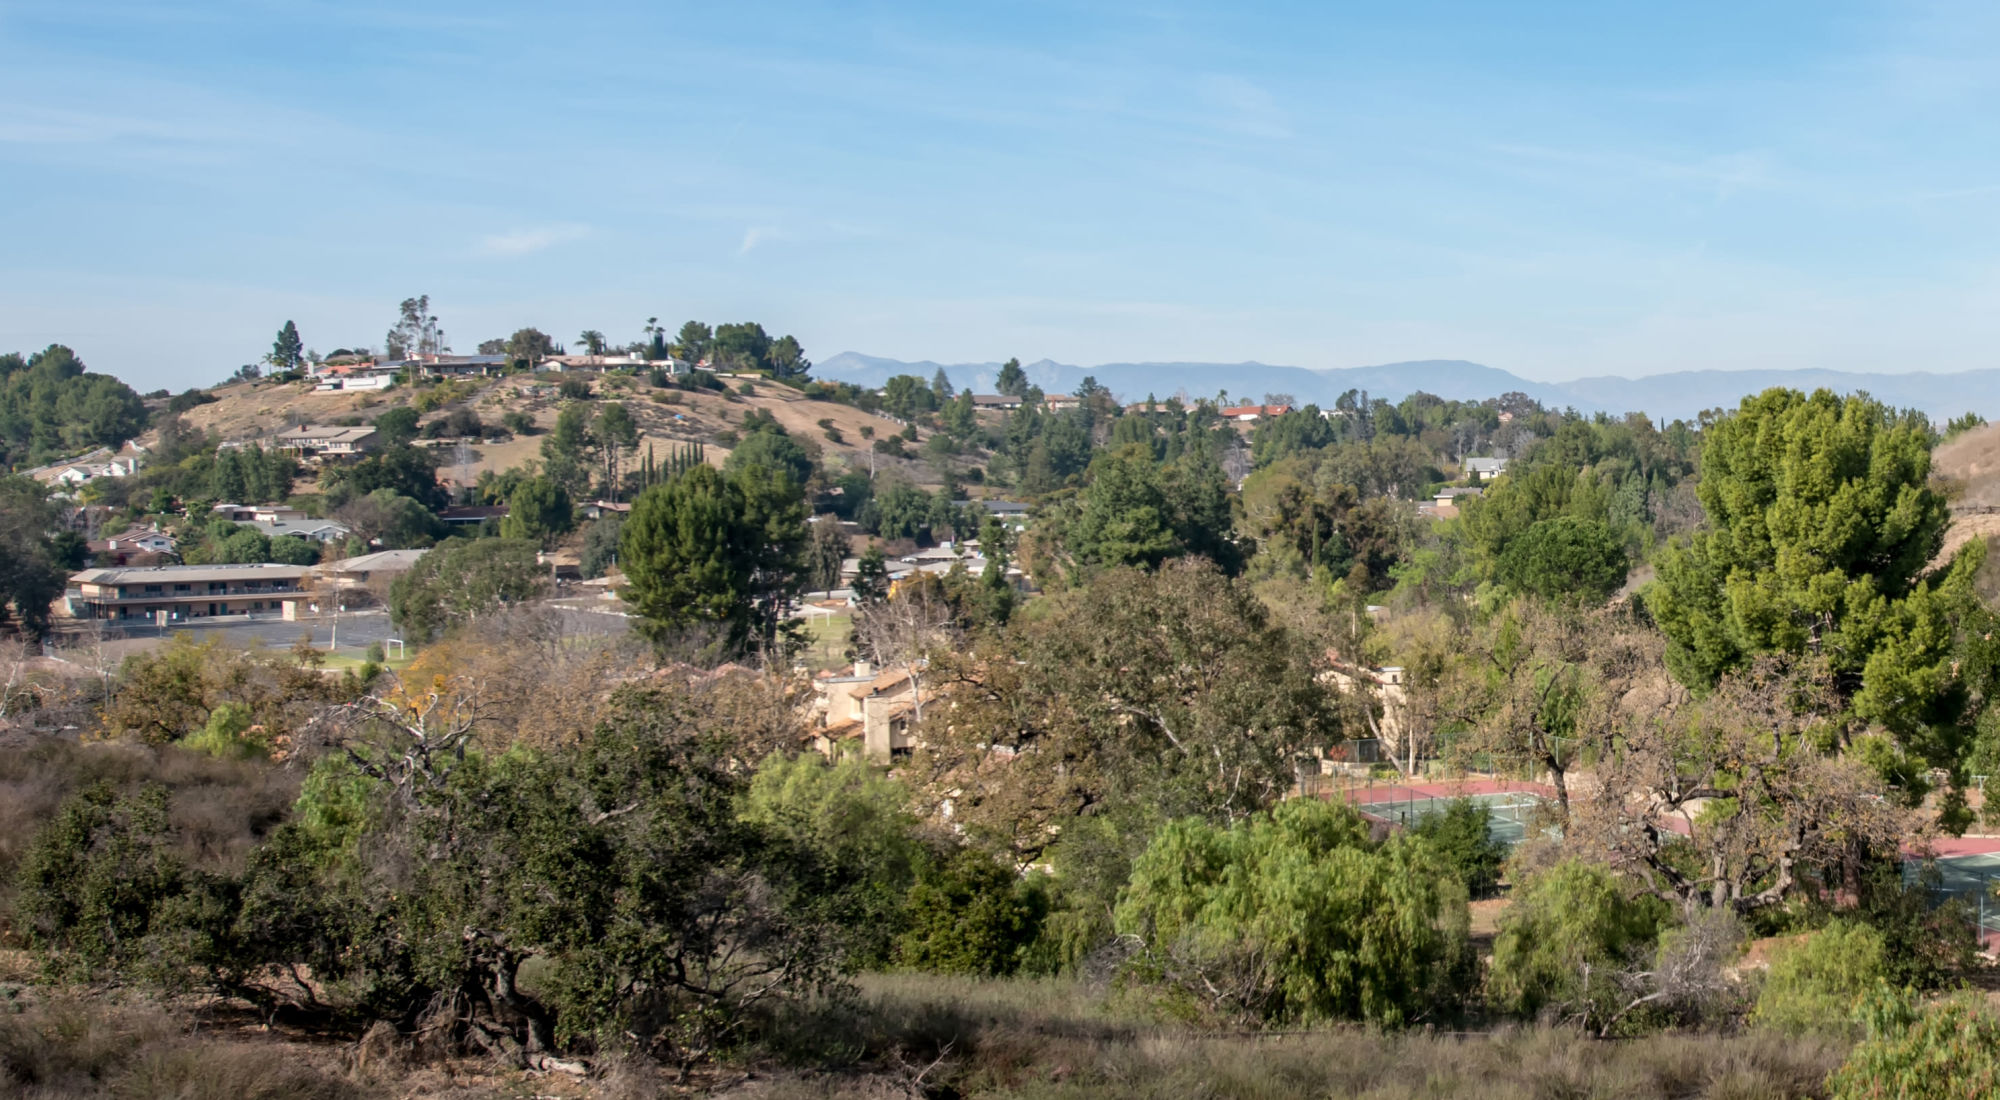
1914, 852, 2000, 941
1347, 789, 1553, 848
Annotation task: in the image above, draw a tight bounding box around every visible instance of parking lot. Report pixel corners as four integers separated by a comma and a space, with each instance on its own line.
50, 599, 634, 664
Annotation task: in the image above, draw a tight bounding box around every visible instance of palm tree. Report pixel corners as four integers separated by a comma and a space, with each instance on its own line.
579, 330, 606, 355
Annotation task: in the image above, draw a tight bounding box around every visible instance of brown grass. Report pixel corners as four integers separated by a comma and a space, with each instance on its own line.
727, 972, 1848, 1099
155, 372, 942, 492
0, 998, 356, 1100
0, 739, 300, 939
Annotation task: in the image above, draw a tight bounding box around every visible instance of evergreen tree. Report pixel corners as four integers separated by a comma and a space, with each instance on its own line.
619, 464, 807, 659
266, 321, 304, 374
1650, 387, 1949, 689
853, 545, 891, 604
995, 357, 1028, 397
499, 477, 573, 546
806, 518, 850, 592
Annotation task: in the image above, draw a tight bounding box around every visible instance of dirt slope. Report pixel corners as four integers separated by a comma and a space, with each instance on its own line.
1934, 421, 2000, 562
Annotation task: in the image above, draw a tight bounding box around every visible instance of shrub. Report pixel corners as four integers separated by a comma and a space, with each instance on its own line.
501, 410, 535, 436
1753, 920, 1889, 1037
1488, 859, 1667, 1028
182, 701, 267, 760
742, 754, 924, 967
558, 377, 592, 400
14, 783, 219, 987
1828, 991, 2000, 1099
898, 846, 1048, 977
1408, 797, 1508, 896
738, 381, 757, 396
1113, 798, 1473, 1026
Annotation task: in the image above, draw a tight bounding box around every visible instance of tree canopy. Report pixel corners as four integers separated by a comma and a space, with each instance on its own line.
619, 464, 807, 659
0, 345, 149, 470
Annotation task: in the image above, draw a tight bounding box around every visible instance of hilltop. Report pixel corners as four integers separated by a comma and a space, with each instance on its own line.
146, 370, 931, 491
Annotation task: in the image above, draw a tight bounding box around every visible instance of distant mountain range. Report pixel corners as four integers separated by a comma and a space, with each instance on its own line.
814, 353, 2000, 423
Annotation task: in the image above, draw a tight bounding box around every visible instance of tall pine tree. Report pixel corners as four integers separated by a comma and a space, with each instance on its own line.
268, 321, 304, 373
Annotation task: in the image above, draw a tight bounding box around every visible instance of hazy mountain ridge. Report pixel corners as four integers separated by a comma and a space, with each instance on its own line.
815, 353, 1589, 414
816, 352, 2000, 422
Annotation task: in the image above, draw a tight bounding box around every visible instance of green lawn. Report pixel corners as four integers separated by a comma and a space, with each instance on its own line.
799, 608, 853, 671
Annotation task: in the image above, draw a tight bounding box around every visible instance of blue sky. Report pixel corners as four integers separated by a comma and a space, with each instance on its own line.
6, 1, 2000, 392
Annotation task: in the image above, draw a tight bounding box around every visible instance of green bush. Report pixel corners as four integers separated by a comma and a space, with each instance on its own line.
1113, 798, 1472, 1026
1408, 797, 1508, 896
896, 848, 1048, 980
1828, 991, 2000, 1099
1488, 859, 1667, 1028
743, 753, 925, 967
182, 702, 265, 760
898, 846, 1048, 976
15, 783, 217, 988
1753, 920, 1888, 1036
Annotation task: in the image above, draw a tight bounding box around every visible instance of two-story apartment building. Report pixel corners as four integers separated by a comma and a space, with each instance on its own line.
68, 563, 311, 622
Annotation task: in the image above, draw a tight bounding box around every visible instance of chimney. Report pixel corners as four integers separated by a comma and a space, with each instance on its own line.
854, 659, 873, 678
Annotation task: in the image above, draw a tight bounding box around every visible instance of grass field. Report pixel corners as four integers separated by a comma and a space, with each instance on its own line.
797, 608, 853, 671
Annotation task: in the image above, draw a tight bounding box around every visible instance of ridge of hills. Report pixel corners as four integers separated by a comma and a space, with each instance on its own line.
145, 372, 920, 490
817, 352, 2000, 423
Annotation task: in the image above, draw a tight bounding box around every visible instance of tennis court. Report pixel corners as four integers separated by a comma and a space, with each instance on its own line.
1912, 852, 2000, 946
1342, 784, 1554, 848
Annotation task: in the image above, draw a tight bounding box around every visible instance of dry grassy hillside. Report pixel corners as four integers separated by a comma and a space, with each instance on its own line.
1933, 420, 2000, 561
149, 372, 936, 490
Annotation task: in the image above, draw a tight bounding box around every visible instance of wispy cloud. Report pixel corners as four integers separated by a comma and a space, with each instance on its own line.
478, 223, 589, 257
739, 225, 781, 254
1196, 74, 1291, 139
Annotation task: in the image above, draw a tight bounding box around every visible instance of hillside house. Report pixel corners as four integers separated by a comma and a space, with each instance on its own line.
971, 394, 1023, 410
1218, 404, 1292, 422
439, 504, 508, 527
309, 361, 398, 391
546, 354, 656, 372
86, 526, 178, 567
958, 499, 1030, 519
1421, 485, 1484, 519
212, 503, 306, 524
810, 661, 929, 761
321, 548, 429, 592
1319, 659, 1413, 769
1464, 456, 1508, 481
273, 425, 381, 459
413, 354, 508, 378
247, 518, 351, 544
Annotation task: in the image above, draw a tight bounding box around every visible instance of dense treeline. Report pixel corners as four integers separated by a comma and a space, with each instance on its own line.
0, 345, 149, 470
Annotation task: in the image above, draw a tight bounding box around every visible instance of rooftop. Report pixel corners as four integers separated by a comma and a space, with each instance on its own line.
328, 549, 430, 573
72, 562, 311, 586
273, 425, 379, 444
